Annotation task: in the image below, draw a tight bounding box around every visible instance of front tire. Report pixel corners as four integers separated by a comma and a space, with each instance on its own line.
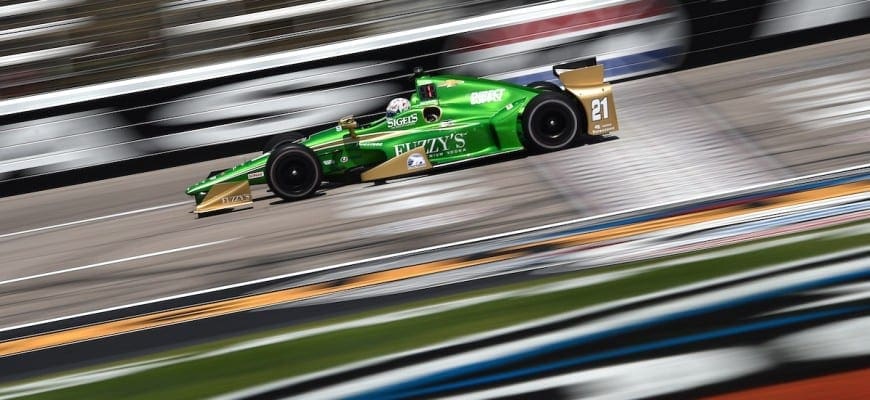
262, 132, 305, 153
266, 144, 322, 201
521, 92, 582, 152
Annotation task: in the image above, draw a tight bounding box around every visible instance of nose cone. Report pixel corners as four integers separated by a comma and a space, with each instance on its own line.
185, 183, 201, 196
186, 175, 218, 196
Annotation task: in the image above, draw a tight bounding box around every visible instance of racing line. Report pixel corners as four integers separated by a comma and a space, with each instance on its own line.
0, 239, 236, 287
0, 201, 189, 239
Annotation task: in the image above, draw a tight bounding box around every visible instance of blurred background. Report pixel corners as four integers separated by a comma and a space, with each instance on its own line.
1, 0, 867, 192
0, 0, 547, 97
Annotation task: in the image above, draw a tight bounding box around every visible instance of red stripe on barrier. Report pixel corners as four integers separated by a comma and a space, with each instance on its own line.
704, 368, 870, 400
454, 0, 671, 52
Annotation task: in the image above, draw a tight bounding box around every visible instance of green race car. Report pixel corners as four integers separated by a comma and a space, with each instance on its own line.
186, 59, 619, 214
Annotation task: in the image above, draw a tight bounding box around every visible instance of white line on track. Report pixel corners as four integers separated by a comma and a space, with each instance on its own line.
0, 201, 189, 239
0, 238, 237, 287
0, 166, 866, 334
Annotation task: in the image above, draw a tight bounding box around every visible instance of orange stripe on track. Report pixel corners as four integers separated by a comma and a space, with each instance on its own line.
704, 368, 870, 400
0, 252, 519, 357
544, 182, 868, 247
0, 181, 865, 357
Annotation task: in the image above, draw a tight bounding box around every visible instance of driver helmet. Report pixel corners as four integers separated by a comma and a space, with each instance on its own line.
386, 97, 410, 118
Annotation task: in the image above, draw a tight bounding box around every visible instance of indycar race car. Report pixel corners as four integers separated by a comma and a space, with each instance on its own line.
186, 59, 619, 214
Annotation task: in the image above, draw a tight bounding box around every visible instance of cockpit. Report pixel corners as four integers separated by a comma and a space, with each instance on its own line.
384, 82, 441, 124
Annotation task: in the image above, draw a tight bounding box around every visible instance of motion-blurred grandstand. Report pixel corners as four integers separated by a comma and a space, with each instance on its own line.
0, 0, 541, 97
0, 0, 866, 190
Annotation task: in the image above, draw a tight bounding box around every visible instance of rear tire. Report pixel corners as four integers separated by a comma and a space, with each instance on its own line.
266, 144, 322, 201
526, 81, 562, 92
263, 132, 305, 153
521, 92, 581, 152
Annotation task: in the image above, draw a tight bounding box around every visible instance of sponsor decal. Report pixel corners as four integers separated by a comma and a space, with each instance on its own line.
220, 193, 252, 204
438, 79, 464, 87
407, 152, 427, 169
386, 113, 418, 129
394, 132, 467, 157
323, 159, 334, 166
439, 120, 455, 128
470, 89, 505, 105
359, 141, 383, 148
247, 171, 264, 179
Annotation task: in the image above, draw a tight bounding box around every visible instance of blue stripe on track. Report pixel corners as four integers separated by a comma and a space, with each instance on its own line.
388, 305, 869, 399
349, 267, 870, 399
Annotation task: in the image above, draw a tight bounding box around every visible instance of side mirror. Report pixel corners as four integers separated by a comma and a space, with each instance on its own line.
339, 115, 358, 137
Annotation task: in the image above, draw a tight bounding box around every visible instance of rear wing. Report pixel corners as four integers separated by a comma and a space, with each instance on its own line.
553, 58, 618, 135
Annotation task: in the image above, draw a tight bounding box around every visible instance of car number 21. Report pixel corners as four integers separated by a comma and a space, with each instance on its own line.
591, 97, 609, 121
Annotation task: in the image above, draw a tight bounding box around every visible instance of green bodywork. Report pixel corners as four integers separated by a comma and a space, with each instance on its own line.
186, 74, 544, 205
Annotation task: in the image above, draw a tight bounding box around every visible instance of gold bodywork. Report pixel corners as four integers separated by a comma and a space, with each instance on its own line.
360, 146, 432, 182
195, 181, 253, 214
557, 64, 619, 135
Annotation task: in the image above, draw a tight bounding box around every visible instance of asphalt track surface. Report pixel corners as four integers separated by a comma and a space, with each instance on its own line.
0, 34, 867, 338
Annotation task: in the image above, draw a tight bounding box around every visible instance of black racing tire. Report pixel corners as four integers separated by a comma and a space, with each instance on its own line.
526, 81, 562, 92
262, 132, 305, 153
521, 91, 582, 152
266, 144, 322, 201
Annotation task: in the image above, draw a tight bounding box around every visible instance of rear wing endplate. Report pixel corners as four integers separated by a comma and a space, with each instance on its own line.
553, 58, 619, 135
